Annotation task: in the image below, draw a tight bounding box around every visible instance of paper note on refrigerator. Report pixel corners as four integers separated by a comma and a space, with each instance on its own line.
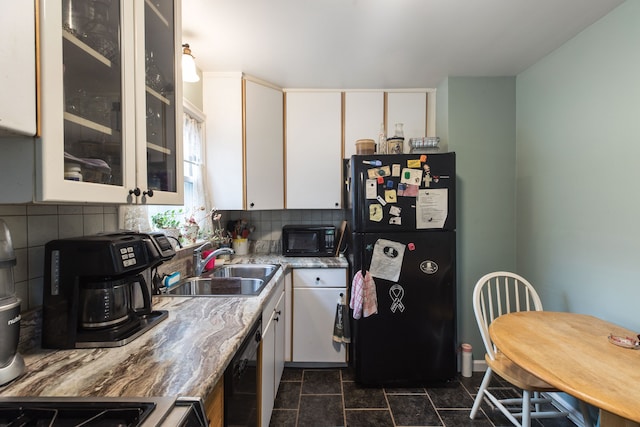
365, 179, 377, 199
369, 239, 406, 282
416, 188, 448, 229
400, 168, 422, 186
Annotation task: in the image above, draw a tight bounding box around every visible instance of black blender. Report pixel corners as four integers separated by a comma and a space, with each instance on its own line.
0, 220, 25, 385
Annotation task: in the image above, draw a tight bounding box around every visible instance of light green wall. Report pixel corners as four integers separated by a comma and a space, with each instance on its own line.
437, 76, 517, 354
515, 0, 640, 331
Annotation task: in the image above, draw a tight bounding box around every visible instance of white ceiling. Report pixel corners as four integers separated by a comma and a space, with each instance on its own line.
181, 0, 624, 89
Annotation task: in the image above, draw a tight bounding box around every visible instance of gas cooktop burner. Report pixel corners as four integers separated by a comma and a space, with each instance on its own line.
0, 401, 156, 426
0, 397, 178, 427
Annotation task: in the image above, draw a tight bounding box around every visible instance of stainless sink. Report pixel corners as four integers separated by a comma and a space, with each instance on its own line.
162, 264, 280, 297
210, 264, 279, 282
163, 277, 266, 296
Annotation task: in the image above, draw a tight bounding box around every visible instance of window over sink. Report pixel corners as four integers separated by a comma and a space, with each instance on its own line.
121, 100, 210, 247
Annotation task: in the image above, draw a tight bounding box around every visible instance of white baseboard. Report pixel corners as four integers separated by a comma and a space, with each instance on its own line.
473, 359, 487, 372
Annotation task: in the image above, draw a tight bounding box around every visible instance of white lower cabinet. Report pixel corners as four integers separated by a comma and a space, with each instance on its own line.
292, 268, 347, 364
260, 277, 285, 426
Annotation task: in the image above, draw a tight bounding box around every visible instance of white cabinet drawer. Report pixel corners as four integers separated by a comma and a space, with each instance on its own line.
263, 276, 284, 323
293, 268, 347, 288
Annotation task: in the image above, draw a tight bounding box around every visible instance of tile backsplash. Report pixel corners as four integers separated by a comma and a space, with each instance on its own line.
0, 204, 346, 312
0, 204, 119, 311
222, 209, 347, 243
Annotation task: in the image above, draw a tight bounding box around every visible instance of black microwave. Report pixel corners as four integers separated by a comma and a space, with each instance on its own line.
282, 225, 336, 257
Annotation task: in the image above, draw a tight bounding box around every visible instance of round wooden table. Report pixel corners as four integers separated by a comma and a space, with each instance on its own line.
490, 311, 640, 427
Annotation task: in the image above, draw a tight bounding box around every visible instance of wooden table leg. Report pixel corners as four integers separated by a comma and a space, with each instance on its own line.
601, 410, 640, 427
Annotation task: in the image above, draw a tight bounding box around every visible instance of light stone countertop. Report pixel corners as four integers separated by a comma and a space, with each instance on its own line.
0, 255, 348, 400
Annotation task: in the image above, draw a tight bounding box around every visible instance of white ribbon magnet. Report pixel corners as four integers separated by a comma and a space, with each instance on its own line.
389, 284, 405, 313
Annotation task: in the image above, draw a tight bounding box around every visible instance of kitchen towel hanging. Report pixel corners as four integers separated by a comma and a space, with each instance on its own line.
350, 270, 378, 319
332, 293, 351, 343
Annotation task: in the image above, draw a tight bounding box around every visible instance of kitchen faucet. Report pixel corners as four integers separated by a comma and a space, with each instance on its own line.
193, 242, 234, 276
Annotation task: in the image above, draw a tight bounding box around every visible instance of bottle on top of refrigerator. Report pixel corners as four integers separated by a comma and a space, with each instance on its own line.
377, 123, 387, 154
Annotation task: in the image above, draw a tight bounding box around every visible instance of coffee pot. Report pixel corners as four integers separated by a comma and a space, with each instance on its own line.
79, 274, 151, 330
0, 219, 25, 385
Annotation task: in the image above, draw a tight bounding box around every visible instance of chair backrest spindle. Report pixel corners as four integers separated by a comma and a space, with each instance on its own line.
472, 271, 544, 361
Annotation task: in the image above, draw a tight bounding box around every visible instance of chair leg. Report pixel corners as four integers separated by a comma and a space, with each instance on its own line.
533, 391, 541, 413
470, 367, 493, 419
521, 390, 531, 427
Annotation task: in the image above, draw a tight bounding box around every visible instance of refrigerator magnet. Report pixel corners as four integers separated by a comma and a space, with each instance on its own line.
392, 164, 401, 177
389, 205, 402, 216
369, 204, 383, 222
365, 179, 377, 199
389, 284, 406, 313
420, 154, 427, 162
401, 184, 419, 197
384, 189, 397, 203
407, 242, 416, 251
367, 166, 391, 179
389, 216, 402, 225
400, 168, 422, 186
376, 195, 388, 206
407, 159, 421, 168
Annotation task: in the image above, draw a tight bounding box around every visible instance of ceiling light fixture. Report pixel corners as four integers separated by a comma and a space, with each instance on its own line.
182, 43, 200, 83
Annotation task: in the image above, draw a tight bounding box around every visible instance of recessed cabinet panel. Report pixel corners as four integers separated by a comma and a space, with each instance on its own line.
344, 91, 384, 159
386, 92, 427, 153
285, 91, 342, 209
245, 80, 284, 210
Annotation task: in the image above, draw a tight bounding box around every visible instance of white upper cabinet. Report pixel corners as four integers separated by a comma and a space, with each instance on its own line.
203, 73, 284, 210
33, 0, 182, 204
0, 2, 36, 137
285, 90, 342, 209
387, 91, 435, 152
245, 79, 284, 210
343, 91, 384, 159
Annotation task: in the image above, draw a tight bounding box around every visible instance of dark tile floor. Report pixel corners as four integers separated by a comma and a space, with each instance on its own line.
269, 368, 577, 427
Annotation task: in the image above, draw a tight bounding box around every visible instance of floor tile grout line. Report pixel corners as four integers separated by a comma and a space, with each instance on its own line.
382, 385, 399, 427
339, 368, 347, 427
294, 371, 303, 426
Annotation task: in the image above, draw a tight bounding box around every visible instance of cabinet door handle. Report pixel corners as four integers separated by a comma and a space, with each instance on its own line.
275, 310, 282, 315
143, 189, 154, 198
128, 187, 141, 197
274, 316, 280, 322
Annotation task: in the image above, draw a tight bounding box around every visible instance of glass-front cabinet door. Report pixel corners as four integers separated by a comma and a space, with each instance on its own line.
37, 0, 182, 204
134, 0, 183, 204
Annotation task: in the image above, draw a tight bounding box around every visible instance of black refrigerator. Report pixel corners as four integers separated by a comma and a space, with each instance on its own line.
347, 152, 456, 386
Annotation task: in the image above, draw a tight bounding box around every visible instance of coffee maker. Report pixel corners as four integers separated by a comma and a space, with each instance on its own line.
0, 220, 25, 385
42, 231, 175, 349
